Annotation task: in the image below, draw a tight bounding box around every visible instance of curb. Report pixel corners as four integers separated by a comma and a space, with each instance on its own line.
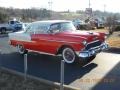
1, 67, 80, 90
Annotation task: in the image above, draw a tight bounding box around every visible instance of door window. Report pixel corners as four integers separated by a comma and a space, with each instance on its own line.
25, 23, 49, 34
50, 24, 60, 30
35, 25, 48, 34
49, 23, 60, 33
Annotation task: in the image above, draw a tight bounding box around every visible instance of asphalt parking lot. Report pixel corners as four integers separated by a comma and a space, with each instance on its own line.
0, 34, 120, 90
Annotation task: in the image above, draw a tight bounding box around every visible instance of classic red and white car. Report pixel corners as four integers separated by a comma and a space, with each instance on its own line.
9, 20, 108, 64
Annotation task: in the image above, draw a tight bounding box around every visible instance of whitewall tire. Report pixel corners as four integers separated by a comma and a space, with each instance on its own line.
62, 48, 76, 64
17, 45, 27, 54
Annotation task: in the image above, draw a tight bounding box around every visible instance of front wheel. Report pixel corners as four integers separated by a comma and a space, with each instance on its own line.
62, 48, 77, 64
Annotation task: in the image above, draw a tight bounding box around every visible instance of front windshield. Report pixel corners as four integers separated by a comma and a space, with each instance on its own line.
60, 22, 76, 31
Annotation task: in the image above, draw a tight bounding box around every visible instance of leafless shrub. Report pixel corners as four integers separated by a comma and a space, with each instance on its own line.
106, 15, 119, 34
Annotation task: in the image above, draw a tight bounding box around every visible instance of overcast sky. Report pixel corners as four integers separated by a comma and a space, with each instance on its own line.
0, 0, 119, 13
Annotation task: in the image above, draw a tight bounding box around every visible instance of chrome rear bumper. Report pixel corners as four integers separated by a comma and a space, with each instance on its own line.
79, 42, 109, 58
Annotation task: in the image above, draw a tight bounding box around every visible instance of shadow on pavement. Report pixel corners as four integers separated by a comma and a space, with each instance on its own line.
64, 62, 97, 84
104, 47, 120, 54
92, 62, 120, 90
0, 52, 97, 85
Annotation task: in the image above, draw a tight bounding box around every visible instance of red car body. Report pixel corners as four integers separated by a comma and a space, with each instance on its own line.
9, 20, 108, 64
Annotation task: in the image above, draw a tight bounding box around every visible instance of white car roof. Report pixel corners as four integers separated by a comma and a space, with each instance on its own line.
32, 20, 71, 24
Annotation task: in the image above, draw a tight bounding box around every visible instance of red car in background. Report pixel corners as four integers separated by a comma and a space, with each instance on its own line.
9, 20, 108, 64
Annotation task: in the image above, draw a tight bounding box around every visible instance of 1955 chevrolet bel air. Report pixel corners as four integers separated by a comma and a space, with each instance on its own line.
9, 20, 108, 64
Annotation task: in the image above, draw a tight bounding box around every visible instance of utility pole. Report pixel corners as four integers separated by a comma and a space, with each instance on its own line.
104, 4, 106, 13
103, 4, 106, 21
88, 0, 92, 19
89, 0, 91, 8
48, 0, 53, 11
48, 0, 53, 18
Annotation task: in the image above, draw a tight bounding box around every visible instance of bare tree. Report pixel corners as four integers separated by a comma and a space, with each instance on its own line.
106, 15, 118, 34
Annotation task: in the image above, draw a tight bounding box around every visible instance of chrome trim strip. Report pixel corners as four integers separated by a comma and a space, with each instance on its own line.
35, 39, 80, 44
84, 40, 101, 50
86, 40, 99, 45
88, 44, 103, 50
62, 35, 87, 39
27, 49, 56, 56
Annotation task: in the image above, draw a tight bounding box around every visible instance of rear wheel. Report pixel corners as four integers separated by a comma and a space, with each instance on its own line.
17, 45, 28, 54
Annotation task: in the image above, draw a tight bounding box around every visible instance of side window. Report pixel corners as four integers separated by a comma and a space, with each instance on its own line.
50, 23, 60, 30
14, 21, 20, 24
9, 21, 15, 24
35, 25, 48, 34
60, 23, 69, 30
25, 23, 49, 34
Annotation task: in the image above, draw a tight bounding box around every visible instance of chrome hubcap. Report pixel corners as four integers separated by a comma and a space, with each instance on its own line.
63, 48, 75, 64
17, 45, 25, 54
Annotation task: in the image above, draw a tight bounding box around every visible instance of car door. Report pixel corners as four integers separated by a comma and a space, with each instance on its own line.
30, 23, 52, 53
31, 23, 61, 54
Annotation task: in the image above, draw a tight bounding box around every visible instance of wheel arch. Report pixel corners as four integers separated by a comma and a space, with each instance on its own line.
56, 44, 75, 55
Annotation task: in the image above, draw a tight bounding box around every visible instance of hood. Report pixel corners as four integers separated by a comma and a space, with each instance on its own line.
58, 30, 100, 42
